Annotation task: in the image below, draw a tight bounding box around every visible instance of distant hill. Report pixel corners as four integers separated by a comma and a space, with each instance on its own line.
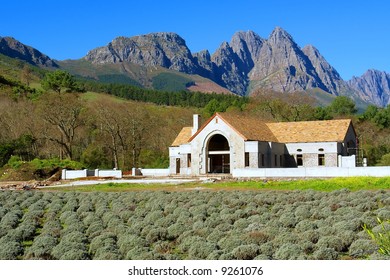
1, 30, 390, 107
0, 36, 57, 68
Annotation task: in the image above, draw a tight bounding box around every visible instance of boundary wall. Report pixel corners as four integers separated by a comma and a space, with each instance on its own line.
61, 169, 122, 180
232, 167, 390, 178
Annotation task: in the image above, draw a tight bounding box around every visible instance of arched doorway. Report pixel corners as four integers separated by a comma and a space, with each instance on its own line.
207, 134, 230, 174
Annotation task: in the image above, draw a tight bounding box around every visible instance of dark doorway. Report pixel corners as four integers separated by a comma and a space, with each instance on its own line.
175, 158, 180, 174
207, 134, 230, 174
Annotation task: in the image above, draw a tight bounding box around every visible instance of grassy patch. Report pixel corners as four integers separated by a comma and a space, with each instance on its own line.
46, 177, 390, 192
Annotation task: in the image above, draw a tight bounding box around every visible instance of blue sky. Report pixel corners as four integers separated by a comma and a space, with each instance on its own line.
1, 0, 389, 80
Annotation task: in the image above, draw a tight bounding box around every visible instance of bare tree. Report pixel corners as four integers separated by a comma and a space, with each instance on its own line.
38, 92, 85, 160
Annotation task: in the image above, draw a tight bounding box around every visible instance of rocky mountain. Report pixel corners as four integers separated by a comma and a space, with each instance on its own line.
84, 32, 200, 74
347, 69, 390, 107
0, 36, 57, 67
84, 28, 353, 99
2, 30, 390, 107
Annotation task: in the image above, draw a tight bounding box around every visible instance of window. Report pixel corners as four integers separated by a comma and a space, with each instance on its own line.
318, 148, 324, 152
245, 152, 250, 167
274, 155, 278, 166
280, 155, 283, 167
318, 154, 325, 166
297, 154, 303, 166
187, 154, 191, 168
297, 149, 302, 152
261, 154, 265, 167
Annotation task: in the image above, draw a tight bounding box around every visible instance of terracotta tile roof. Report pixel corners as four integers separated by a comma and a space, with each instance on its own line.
171, 127, 192, 146
266, 119, 352, 143
217, 113, 278, 142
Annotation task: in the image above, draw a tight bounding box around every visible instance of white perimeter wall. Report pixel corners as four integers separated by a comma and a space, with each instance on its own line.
139, 168, 170, 177
62, 169, 122, 179
232, 167, 390, 178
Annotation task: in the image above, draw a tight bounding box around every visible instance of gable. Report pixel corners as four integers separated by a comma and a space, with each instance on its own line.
189, 113, 278, 142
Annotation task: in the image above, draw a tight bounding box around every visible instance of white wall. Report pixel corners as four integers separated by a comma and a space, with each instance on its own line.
232, 166, 390, 178
61, 169, 122, 179
338, 155, 356, 167
61, 169, 88, 180
96, 169, 122, 178
140, 168, 170, 177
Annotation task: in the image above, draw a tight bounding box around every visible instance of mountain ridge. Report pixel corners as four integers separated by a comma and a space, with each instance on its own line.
0, 36, 58, 68
1, 29, 389, 107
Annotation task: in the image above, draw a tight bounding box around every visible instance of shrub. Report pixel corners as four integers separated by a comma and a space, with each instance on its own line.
311, 248, 338, 260
14, 222, 37, 241
86, 221, 104, 240
245, 231, 269, 245
93, 249, 121, 260
89, 232, 119, 259
206, 250, 224, 260
272, 232, 301, 247
232, 244, 260, 260
58, 249, 89, 260
145, 227, 168, 243
233, 218, 250, 230
51, 232, 89, 260
377, 209, 390, 221
218, 234, 246, 252
125, 247, 153, 260
41, 220, 62, 238
153, 240, 174, 255
1, 211, 22, 229
23, 210, 44, 225
274, 243, 303, 260
167, 222, 187, 240
81, 212, 100, 227
0, 241, 23, 259
294, 205, 312, 219
363, 218, 390, 256
62, 221, 85, 235
316, 236, 345, 252
295, 220, 317, 233
117, 234, 147, 256
25, 234, 57, 260
349, 239, 378, 258
188, 240, 217, 259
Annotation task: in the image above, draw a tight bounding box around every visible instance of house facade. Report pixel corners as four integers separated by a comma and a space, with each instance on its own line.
169, 113, 358, 176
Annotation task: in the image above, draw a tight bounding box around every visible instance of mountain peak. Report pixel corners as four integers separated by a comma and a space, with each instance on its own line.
269, 26, 294, 42
85, 32, 199, 73
0, 36, 57, 67
348, 69, 390, 107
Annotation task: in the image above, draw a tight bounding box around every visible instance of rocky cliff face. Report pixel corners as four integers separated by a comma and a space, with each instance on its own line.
248, 27, 325, 93
347, 69, 390, 107
84, 28, 353, 97
0, 36, 57, 67
84, 32, 200, 74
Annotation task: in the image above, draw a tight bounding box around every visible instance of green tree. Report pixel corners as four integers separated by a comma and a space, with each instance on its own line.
378, 153, 390, 166
41, 70, 78, 94
361, 105, 379, 121
327, 96, 357, 116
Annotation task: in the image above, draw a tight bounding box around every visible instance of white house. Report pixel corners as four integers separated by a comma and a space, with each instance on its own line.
169, 113, 358, 176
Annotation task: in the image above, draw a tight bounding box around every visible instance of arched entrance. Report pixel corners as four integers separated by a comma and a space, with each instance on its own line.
207, 134, 230, 174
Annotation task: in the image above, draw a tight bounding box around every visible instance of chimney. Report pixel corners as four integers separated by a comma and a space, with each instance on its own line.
192, 114, 200, 136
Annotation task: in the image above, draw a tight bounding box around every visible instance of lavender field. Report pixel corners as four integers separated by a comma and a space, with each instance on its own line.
0, 189, 389, 260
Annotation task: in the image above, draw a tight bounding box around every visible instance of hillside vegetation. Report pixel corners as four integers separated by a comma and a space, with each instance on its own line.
1, 56, 390, 180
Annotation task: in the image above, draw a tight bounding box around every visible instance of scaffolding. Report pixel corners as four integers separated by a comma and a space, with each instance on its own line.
347, 136, 365, 167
